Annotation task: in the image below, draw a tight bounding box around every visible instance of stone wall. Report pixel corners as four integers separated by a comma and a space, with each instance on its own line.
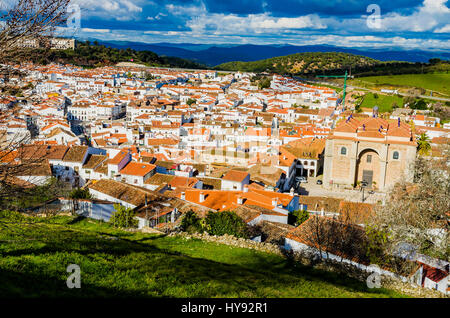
168, 231, 448, 298
168, 232, 284, 255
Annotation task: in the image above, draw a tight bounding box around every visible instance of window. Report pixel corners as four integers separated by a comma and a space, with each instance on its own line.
367, 155, 372, 163
340, 147, 347, 155
393, 151, 399, 160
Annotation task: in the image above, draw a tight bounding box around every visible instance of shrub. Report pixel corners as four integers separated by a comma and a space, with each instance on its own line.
186, 98, 197, 106
69, 188, 92, 199
180, 210, 204, 233
109, 204, 137, 228
411, 99, 427, 110
205, 211, 249, 238
288, 210, 309, 226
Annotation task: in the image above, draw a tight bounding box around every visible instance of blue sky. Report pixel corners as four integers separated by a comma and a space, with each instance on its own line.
60, 0, 450, 51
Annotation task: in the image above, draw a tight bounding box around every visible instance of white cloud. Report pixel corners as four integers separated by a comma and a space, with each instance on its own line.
166, 2, 326, 35
377, 0, 450, 32
81, 28, 111, 33
434, 24, 450, 33
72, 0, 144, 21
147, 13, 167, 21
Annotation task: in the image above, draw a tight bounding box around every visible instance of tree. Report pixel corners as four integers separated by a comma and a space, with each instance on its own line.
258, 77, 272, 89
69, 188, 92, 199
0, 0, 70, 217
205, 211, 249, 238
297, 213, 369, 263
0, 0, 70, 64
370, 150, 450, 260
109, 204, 137, 228
411, 99, 427, 110
288, 209, 309, 226
180, 210, 204, 233
186, 98, 197, 106
417, 133, 431, 156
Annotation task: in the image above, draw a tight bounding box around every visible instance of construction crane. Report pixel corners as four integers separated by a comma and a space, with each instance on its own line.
316, 70, 353, 111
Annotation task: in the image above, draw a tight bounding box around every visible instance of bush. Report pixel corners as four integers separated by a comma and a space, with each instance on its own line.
205, 211, 249, 238
180, 210, 249, 238
186, 98, 197, 106
411, 99, 427, 110
180, 210, 204, 233
69, 188, 92, 199
288, 210, 309, 226
109, 204, 137, 228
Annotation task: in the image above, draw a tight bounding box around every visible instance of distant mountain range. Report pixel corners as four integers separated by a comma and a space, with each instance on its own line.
93, 40, 450, 66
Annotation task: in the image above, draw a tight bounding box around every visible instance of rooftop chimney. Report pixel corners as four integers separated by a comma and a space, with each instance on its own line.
272, 198, 278, 207
237, 195, 244, 205
199, 192, 206, 203
290, 188, 295, 196
243, 185, 249, 193
181, 192, 185, 200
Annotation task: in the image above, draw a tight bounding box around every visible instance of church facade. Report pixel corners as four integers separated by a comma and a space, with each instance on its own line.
323, 116, 417, 192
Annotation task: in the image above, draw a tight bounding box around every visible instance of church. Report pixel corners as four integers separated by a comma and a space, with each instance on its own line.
322, 116, 417, 191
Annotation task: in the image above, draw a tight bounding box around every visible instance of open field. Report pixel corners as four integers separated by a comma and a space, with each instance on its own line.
352, 73, 450, 96
0, 215, 406, 298
359, 93, 404, 113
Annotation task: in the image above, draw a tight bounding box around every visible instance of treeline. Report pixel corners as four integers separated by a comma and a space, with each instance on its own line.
215, 52, 450, 77
18, 41, 207, 69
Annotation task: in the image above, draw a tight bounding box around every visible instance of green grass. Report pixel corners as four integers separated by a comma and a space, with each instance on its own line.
355, 73, 450, 96
359, 93, 404, 113
0, 215, 407, 298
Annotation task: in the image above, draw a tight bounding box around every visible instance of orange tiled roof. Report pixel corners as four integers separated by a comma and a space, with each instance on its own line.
120, 161, 156, 177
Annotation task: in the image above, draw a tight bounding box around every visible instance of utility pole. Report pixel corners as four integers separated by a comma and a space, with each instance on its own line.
316, 70, 350, 111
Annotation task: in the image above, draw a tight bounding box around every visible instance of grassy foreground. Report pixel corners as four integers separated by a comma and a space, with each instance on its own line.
0, 215, 407, 298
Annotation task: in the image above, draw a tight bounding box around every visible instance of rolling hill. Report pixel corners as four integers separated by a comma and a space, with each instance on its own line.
214, 52, 450, 77
215, 52, 385, 74
18, 41, 207, 70
96, 40, 450, 66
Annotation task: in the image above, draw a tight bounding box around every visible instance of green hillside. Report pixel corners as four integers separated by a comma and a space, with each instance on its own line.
17, 41, 207, 69
215, 52, 450, 77
0, 213, 406, 298
216, 52, 381, 74
353, 73, 450, 96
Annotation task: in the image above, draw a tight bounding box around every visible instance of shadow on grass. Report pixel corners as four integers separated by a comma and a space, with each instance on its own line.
67, 215, 87, 225
0, 231, 400, 298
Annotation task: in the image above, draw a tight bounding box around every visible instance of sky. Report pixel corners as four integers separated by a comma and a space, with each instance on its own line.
58, 0, 450, 51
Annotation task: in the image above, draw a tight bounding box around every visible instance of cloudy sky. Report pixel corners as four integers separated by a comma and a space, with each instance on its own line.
61, 0, 450, 51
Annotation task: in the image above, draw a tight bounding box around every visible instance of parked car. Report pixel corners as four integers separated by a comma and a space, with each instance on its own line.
296, 176, 308, 183
316, 180, 323, 185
